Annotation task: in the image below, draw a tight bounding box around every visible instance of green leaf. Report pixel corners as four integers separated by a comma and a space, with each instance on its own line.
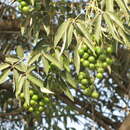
0, 63, 10, 71
94, 14, 102, 42
65, 72, 77, 89
28, 73, 53, 94
74, 43, 80, 74
67, 23, 74, 48
27, 73, 43, 87
42, 57, 50, 75
76, 21, 93, 45
54, 20, 70, 47
23, 80, 30, 105
63, 87, 74, 101
5, 56, 19, 64
105, 0, 114, 11
28, 53, 41, 65
0, 69, 10, 84
42, 52, 63, 70
13, 69, 19, 91
26, 65, 36, 73
115, 0, 129, 13
16, 75, 25, 98
16, 45, 24, 58
103, 13, 121, 42
106, 11, 125, 31
14, 64, 27, 72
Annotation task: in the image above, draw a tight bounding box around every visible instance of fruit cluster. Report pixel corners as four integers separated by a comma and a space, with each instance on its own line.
20, 89, 50, 115
17, 0, 32, 13
78, 44, 113, 98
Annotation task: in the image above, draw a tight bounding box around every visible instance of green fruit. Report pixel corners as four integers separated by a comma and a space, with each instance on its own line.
79, 72, 86, 77
97, 68, 104, 73
87, 49, 92, 54
78, 49, 84, 56
95, 47, 102, 54
78, 74, 84, 80
28, 107, 34, 112
88, 56, 95, 63
89, 63, 95, 70
107, 47, 113, 54
80, 58, 84, 63
39, 106, 44, 112
80, 85, 86, 89
95, 62, 102, 68
20, 93, 24, 99
83, 88, 92, 96
30, 100, 36, 105
81, 79, 88, 85
18, 0, 22, 2
91, 91, 100, 99
32, 95, 38, 101
83, 53, 89, 59
20, 1, 27, 6
35, 111, 40, 115
98, 54, 106, 61
29, 90, 34, 96
102, 62, 108, 68
23, 103, 28, 109
82, 44, 88, 51
106, 58, 113, 65
39, 101, 45, 106
22, 6, 30, 13
96, 73, 103, 79
89, 79, 94, 84
44, 97, 50, 103
82, 60, 89, 67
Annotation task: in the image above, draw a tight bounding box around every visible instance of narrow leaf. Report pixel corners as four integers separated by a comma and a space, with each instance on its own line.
106, 0, 114, 11
54, 20, 70, 47
63, 87, 74, 101
5, 56, 19, 64
0, 63, 10, 71
40, 87, 54, 94
16, 45, 24, 58
0, 69, 10, 84
42, 57, 50, 75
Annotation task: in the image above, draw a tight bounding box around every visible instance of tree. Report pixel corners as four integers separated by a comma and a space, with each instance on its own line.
0, 0, 130, 129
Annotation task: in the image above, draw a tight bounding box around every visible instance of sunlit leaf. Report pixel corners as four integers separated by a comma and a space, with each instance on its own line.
0, 63, 10, 71
5, 56, 19, 64
16, 45, 24, 58
54, 20, 70, 47
0, 69, 10, 84
42, 57, 50, 75
14, 64, 27, 72
105, 0, 114, 11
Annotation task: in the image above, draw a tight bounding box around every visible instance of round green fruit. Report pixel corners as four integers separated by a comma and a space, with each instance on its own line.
29, 90, 34, 96
35, 111, 40, 115
82, 60, 89, 67
23, 103, 28, 109
79, 72, 86, 77
102, 62, 108, 68
44, 97, 50, 103
32, 95, 39, 101
20, 1, 27, 6
83, 88, 92, 96
81, 79, 88, 85
78, 49, 84, 56
106, 58, 113, 65
82, 44, 88, 51
89, 63, 95, 70
28, 107, 34, 112
96, 73, 103, 79
30, 99, 36, 106
39, 106, 44, 112
83, 53, 89, 59
95, 47, 102, 54
91, 91, 100, 99
39, 101, 45, 106
80, 58, 84, 63
20, 93, 24, 99
80, 85, 86, 89
88, 56, 95, 63
78, 74, 84, 80
97, 68, 104, 73
98, 54, 106, 61
107, 47, 113, 54
22, 6, 30, 13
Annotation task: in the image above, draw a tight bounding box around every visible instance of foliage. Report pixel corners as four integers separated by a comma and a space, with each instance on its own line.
0, 0, 130, 129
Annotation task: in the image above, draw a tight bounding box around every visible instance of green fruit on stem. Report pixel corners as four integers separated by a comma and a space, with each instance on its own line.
88, 56, 95, 63
96, 73, 103, 79
20, 1, 27, 6
78, 49, 84, 56
83, 53, 89, 59
32, 95, 39, 101
97, 68, 104, 73
95, 47, 102, 54
80, 85, 86, 89
91, 91, 100, 99
81, 79, 88, 85
98, 54, 106, 61
78, 74, 84, 80
106, 58, 113, 65
82, 44, 88, 51
39, 101, 45, 106
107, 47, 113, 54
20, 93, 24, 99
22, 6, 30, 13
79, 72, 86, 77
30, 99, 36, 105
102, 62, 108, 68
23, 103, 28, 109
80, 58, 84, 63
29, 90, 34, 96
44, 97, 50, 103
89, 63, 95, 70
82, 60, 89, 67
39, 106, 44, 112
83, 88, 92, 96
28, 107, 34, 112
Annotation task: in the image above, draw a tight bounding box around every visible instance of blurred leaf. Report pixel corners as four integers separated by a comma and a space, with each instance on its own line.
63, 87, 74, 101
0, 63, 10, 71
28, 53, 41, 65
16, 45, 24, 58
54, 20, 70, 47
42, 57, 50, 75
27, 65, 36, 73
106, 0, 114, 11
14, 64, 27, 72
40, 87, 54, 94
16, 75, 25, 98
23, 80, 30, 105
65, 72, 77, 89
43, 24, 50, 36
67, 23, 74, 47
0, 69, 10, 84
5, 56, 19, 64
42, 52, 63, 70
